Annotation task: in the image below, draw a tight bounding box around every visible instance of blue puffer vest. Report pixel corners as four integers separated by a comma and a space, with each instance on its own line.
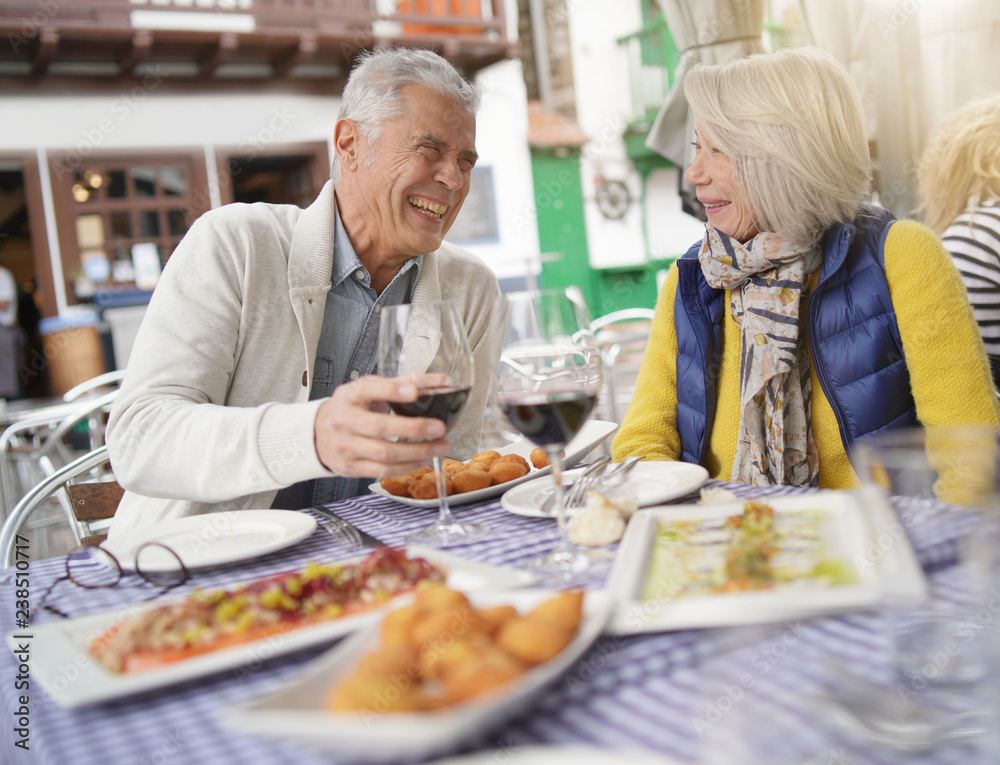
674, 205, 917, 466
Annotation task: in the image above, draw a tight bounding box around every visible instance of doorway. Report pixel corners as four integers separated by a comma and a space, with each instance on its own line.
0, 163, 50, 399
216, 142, 330, 208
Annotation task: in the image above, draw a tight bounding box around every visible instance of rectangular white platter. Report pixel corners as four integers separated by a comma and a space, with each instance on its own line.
222, 588, 612, 763
605, 489, 927, 635
7, 546, 533, 708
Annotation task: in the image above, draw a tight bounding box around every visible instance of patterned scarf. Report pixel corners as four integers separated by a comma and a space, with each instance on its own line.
698, 225, 823, 487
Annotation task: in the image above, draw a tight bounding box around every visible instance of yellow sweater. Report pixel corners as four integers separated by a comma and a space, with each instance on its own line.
612, 220, 1000, 488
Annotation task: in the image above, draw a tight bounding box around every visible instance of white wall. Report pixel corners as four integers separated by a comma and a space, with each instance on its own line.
567, 1, 650, 269
646, 166, 709, 259
0, 61, 538, 310
462, 60, 541, 281
0, 87, 339, 154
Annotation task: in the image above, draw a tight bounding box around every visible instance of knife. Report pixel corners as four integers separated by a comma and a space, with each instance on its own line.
308, 506, 387, 548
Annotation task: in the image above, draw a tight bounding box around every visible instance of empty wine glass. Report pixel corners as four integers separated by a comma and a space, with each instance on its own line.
495, 288, 603, 575
378, 301, 489, 547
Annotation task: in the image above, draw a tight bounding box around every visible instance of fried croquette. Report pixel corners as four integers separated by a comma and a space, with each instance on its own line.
475, 604, 519, 636
411, 606, 488, 647
452, 468, 491, 493
409, 472, 453, 499
327, 587, 582, 714
326, 670, 430, 712
381, 604, 422, 647
418, 633, 491, 680
469, 450, 501, 468
442, 647, 527, 702
379, 474, 413, 497
526, 590, 584, 631
529, 447, 550, 468
414, 582, 473, 612
442, 458, 466, 476
355, 644, 419, 678
488, 459, 529, 485
494, 453, 530, 471
495, 617, 574, 665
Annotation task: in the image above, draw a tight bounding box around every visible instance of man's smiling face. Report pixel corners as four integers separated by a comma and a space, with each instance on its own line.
348, 83, 478, 264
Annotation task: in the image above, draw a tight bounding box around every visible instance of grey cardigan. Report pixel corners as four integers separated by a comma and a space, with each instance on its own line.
106, 181, 502, 535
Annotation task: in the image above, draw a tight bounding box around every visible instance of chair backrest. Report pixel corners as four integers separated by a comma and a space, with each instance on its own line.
62, 369, 126, 402
0, 390, 119, 518
0, 445, 118, 568
590, 308, 656, 424
67, 480, 125, 547
590, 307, 656, 334
35, 389, 118, 471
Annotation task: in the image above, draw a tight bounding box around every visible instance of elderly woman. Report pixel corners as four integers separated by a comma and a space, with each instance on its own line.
919, 94, 1000, 389
612, 47, 999, 488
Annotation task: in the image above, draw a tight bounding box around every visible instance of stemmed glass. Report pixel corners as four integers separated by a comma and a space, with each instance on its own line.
495, 288, 603, 575
377, 301, 489, 547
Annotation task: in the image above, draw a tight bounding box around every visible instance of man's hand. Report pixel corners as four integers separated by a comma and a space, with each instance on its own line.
314, 373, 451, 478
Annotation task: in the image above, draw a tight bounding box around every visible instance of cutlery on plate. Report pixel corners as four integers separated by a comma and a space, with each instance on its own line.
308, 507, 386, 550
538, 457, 611, 515
563, 456, 644, 509
600, 455, 644, 487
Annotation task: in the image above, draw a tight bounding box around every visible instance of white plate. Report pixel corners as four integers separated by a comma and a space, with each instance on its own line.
9, 547, 534, 708
101, 509, 318, 572
500, 461, 709, 518
605, 490, 927, 635
368, 419, 619, 508
425, 745, 684, 765
222, 589, 612, 762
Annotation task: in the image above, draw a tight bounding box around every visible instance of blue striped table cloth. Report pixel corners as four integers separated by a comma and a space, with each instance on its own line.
0, 480, 995, 765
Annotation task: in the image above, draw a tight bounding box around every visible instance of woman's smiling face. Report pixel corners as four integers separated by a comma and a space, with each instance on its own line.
683, 126, 761, 242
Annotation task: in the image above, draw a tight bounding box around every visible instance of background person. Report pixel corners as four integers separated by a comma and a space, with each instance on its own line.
0, 262, 22, 400
107, 48, 503, 534
918, 93, 1000, 389
613, 47, 999, 488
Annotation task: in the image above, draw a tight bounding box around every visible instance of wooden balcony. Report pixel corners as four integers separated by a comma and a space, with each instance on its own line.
0, 0, 515, 81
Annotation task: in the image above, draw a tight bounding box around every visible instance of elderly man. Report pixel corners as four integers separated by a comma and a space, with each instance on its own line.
106, 48, 503, 535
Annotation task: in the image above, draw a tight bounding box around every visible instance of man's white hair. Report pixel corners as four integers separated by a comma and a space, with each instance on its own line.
330, 47, 480, 184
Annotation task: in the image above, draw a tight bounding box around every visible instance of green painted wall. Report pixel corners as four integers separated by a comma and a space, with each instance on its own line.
530, 147, 676, 320
530, 147, 595, 307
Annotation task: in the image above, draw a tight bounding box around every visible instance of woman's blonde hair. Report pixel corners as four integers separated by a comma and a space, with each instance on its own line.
684, 47, 872, 245
918, 94, 1000, 235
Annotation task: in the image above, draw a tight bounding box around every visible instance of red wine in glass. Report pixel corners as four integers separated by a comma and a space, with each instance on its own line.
496, 288, 603, 576
378, 301, 488, 548
500, 390, 597, 447
389, 385, 471, 431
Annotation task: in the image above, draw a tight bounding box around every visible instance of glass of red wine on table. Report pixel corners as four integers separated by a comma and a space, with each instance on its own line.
377, 301, 489, 547
495, 288, 604, 576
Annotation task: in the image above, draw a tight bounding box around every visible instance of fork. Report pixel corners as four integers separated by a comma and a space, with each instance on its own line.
315, 515, 362, 552
563, 455, 644, 509
540, 457, 610, 515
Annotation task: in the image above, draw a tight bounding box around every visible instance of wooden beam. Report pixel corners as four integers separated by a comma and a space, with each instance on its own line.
199, 32, 239, 78
31, 31, 59, 76
119, 30, 154, 77
272, 33, 318, 77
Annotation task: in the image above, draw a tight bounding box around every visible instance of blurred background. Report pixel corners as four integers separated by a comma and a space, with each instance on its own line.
0, 0, 996, 398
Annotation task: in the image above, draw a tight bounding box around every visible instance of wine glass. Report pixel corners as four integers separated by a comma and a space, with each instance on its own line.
495, 288, 603, 575
377, 301, 489, 547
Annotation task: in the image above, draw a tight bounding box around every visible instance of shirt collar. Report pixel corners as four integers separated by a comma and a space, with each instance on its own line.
331, 195, 424, 290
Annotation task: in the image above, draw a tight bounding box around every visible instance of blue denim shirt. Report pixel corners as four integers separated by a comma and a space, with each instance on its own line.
273, 198, 421, 508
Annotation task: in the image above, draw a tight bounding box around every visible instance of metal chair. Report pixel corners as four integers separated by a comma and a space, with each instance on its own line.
62, 369, 126, 403
1, 445, 120, 568
0, 389, 118, 517
591, 308, 656, 425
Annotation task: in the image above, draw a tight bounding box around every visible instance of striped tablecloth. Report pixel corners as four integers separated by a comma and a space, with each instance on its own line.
0, 480, 996, 765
